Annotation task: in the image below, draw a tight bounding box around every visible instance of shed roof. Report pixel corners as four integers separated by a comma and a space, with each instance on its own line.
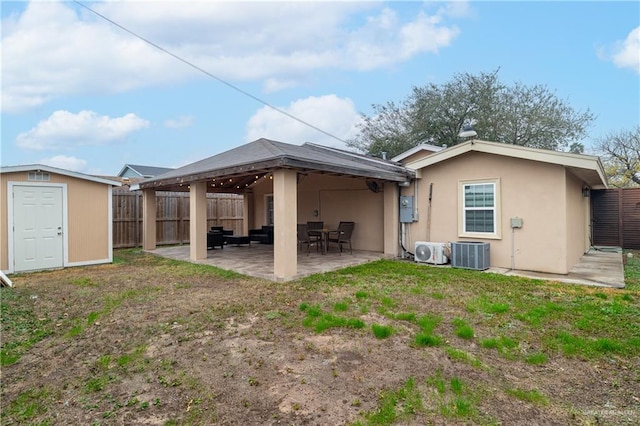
138, 138, 414, 192
1, 164, 122, 186
406, 140, 608, 189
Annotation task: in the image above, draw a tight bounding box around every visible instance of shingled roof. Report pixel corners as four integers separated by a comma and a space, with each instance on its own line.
137, 138, 414, 192
118, 164, 174, 179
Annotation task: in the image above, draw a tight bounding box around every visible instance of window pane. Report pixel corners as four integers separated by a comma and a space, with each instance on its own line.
465, 210, 494, 233
464, 183, 495, 208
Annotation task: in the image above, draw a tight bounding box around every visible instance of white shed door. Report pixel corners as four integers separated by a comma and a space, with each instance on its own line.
13, 185, 64, 272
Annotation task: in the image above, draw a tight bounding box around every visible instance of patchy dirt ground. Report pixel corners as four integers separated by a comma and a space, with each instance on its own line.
1, 251, 639, 425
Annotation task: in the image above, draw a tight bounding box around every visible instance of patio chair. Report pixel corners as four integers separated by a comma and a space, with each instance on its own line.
327, 221, 355, 255
307, 221, 324, 251
297, 224, 311, 255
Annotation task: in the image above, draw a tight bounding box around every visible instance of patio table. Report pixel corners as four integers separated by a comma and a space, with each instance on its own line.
307, 228, 337, 255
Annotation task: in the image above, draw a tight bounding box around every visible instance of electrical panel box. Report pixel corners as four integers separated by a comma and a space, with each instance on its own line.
400, 196, 414, 223
510, 217, 523, 228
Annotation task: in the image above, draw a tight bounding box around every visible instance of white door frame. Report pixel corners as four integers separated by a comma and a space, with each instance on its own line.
7, 182, 69, 273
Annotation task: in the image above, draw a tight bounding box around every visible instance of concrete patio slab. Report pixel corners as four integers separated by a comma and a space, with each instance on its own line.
149, 245, 626, 288
150, 243, 391, 281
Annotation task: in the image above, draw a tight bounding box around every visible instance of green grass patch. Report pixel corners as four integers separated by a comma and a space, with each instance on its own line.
71, 277, 97, 287
623, 251, 640, 290
300, 303, 364, 333
1, 388, 51, 422
506, 388, 549, 405
515, 302, 564, 327
393, 312, 416, 322
372, 324, 394, 339
525, 352, 548, 365
333, 301, 349, 312
453, 318, 474, 339
0, 289, 53, 366
355, 291, 369, 299
445, 347, 485, 369
480, 336, 518, 354
426, 371, 479, 419
416, 314, 441, 334
354, 377, 422, 425
414, 333, 442, 347
549, 331, 627, 358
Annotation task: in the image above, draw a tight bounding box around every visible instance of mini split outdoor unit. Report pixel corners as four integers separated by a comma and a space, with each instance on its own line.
414, 242, 448, 265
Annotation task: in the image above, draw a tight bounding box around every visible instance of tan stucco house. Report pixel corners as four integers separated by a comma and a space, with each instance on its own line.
1, 165, 121, 274
136, 137, 607, 280
398, 140, 608, 274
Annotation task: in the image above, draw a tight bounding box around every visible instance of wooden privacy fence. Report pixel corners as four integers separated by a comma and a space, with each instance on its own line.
591, 188, 640, 249
113, 191, 244, 248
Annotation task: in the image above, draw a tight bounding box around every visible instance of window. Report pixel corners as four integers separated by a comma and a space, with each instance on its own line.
265, 194, 274, 225
28, 171, 50, 182
459, 179, 500, 238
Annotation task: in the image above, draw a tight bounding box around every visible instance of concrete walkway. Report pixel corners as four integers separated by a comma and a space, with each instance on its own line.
149, 245, 626, 288
488, 247, 626, 288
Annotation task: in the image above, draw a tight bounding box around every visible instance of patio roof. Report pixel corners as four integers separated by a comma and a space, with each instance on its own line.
136, 138, 415, 193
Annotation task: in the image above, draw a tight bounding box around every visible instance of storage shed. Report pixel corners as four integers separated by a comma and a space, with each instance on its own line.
1, 165, 121, 274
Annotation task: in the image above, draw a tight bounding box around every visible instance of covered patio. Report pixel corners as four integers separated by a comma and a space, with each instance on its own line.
135, 138, 415, 281
151, 243, 392, 281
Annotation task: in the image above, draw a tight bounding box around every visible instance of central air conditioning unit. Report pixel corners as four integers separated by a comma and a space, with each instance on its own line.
414, 242, 448, 265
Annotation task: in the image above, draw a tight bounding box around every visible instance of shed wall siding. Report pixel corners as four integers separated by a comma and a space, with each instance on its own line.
1, 171, 112, 272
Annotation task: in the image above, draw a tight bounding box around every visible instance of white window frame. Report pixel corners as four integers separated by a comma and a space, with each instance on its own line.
458, 178, 501, 239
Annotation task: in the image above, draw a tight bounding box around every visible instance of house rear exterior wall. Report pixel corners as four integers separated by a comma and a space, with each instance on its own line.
565, 170, 590, 272
250, 173, 384, 251
410, 152, 575, 274
1, 171, 112, 271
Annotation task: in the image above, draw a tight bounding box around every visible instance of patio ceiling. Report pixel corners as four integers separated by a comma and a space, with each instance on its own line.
136, 138, 415, 193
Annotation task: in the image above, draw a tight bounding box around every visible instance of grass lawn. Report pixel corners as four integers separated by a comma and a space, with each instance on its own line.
1, 249, 639, 425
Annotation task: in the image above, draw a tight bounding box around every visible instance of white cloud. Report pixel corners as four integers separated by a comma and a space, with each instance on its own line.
611, 27, 640, 74
164, 115, 194, 129
16, 110, 149, 150
1, 1, 465, 112
39, 155, 87, 172
245, 95, 363, 150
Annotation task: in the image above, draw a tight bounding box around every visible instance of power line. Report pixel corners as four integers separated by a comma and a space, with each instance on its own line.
72, 0, 349, 145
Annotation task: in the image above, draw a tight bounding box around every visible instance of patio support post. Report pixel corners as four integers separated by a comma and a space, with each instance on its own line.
190, 181, 207, 260
273, 169, 297, 279
383, 182, 400, 256
142, 189, 157, 250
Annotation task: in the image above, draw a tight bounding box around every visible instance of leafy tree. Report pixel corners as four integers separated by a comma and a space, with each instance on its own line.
348, 70, 595, 158
596, 126, 640, 187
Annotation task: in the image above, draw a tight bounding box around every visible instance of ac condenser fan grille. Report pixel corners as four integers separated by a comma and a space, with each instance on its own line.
415, 244, 432, 262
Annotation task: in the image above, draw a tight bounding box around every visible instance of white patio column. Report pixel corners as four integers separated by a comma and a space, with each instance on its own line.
383, 182, 400, 256
273, 169, 297, 279
190, 181, 208, 260
142, 189, 156, 250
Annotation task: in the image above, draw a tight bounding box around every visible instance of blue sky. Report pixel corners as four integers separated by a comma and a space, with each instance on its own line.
1, 0, 639, 176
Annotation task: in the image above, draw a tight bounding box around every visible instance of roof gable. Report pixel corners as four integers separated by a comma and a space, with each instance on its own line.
406, 140, 608, 188
391, 143, 444, 162
1, 164, 122, 186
